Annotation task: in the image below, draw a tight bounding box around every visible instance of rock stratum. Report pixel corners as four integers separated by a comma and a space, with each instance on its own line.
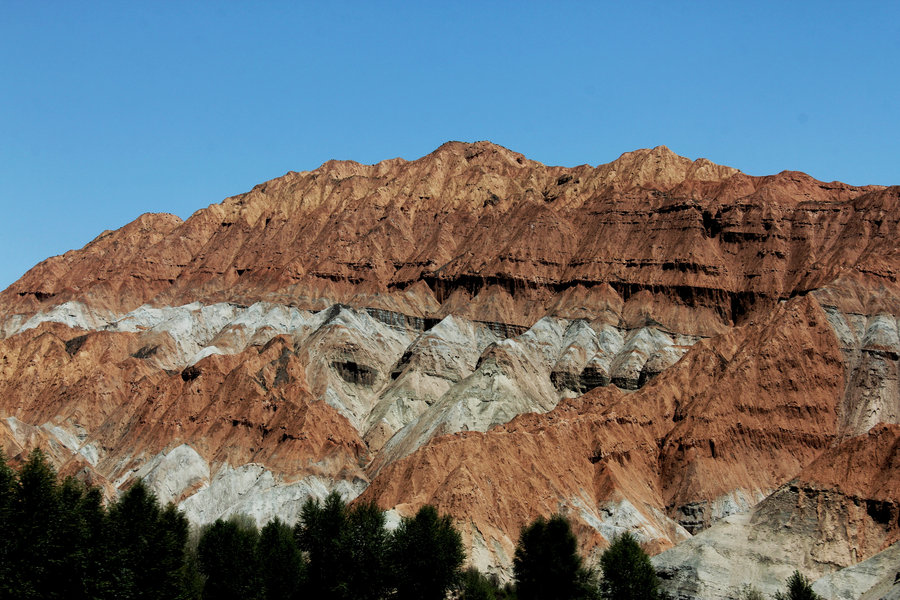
2, 141, 900, 597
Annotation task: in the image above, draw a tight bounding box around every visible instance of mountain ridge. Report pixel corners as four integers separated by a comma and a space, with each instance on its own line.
2, 142, 899, 597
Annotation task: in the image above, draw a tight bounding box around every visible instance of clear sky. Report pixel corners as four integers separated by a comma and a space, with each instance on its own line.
1, 1, 898, 292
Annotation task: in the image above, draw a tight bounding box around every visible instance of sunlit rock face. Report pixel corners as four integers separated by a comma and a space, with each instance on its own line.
2, 141, 900, 590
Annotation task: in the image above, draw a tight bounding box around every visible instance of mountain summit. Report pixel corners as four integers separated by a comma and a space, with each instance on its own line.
1, 142, 899, 598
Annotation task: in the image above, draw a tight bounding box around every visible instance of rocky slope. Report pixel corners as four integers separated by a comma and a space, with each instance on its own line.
2, 141, 899, 593
654, 424, 900, 599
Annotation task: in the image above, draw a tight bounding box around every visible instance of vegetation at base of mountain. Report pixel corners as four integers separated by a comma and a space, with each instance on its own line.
773, 571, 822, 600
0, 449, 189, 600
514, 514, 597, 600
388, 504, 466, 600
0, 450, 466, 599
0, 449, 825, 599
598, 531, 668, 600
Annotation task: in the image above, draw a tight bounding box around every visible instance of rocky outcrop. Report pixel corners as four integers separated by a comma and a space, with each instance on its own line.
3, 142, 894, 335
653, 424, 900, 600
1, 142, 899, 590
359, 294, 851, 576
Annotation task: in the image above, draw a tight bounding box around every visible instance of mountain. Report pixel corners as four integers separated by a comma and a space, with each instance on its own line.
2, 141, 899, 596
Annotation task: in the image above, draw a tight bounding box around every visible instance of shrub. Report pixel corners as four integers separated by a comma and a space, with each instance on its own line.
774, 570, 822, 600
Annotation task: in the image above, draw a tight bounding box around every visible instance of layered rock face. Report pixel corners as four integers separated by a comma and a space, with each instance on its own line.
2, 141, 900, 594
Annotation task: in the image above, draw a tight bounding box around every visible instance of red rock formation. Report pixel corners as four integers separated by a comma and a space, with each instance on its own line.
0, 323, 367, 492
359, 294, 848, 559
3, 142, 895, 334
1, 142, 899, 583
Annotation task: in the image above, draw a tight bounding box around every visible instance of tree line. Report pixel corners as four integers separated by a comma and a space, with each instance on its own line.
0, 449, 821, 600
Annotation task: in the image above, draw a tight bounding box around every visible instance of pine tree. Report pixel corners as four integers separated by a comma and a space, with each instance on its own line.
108, 479, 191, 600
388, 504, 465, 600
80, 485, 114, 600
338, 500, 389, 600
295, 491, 347, 599
13, 448, 67, 600
158, 503, 193, 599
197, 516, 261, 600
0, 450, 18, 597
459, 567, 500, 600
56, 476, 95, 600
513, 514, 596, 600
258, 517, 305, 600
598, 531, 661, 600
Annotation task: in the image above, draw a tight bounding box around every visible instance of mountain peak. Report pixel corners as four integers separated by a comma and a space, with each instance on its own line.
426, 140, 534, 168
600, 145, 740, 188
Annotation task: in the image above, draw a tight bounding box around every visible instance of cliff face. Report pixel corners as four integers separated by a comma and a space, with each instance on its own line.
4, 142, 893, 331
2, 141, 899, 590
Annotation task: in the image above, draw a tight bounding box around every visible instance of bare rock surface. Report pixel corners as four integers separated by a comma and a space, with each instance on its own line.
2, 142, 900, 591
654, 424, 900, 599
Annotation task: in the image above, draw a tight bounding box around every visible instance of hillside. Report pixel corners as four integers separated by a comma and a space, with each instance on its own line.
2, 141, 899, 596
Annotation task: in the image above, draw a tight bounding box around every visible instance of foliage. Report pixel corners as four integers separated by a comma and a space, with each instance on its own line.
197, 516, 261, 600
339, 500, 389, 600
773, 571, 822, 600
295, 490, 348, 598
11, 449, 68, 599
460, 567, 503, 600
0, 449, 18, 598
598, 531, 662, 600
258, 517, 305, 600
739, 584, 767, 600
513, 514, 596, 600
108, 479, 192, 600
0, 451, 572, 600
389, 504, 466, 600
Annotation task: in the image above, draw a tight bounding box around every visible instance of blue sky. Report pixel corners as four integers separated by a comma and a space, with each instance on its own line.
1, 1, 898, 292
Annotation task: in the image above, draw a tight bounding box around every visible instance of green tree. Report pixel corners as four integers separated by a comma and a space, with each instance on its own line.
0, 449, 18, 597
12, 448, 67, 600
295, 491, 347, 599
388, 504, 465, 600
108, 479, 192, 600
56, 476, 106, 600
182, 525, 206, 600
0, 450, 116, 599
513, 514, 595, 600
598, 531, 661, 600
339, 500, 389, 600
739, 584, 766, 600
459, 567, 500, 600
258, 517, 305, 600
197, 516, 261, 600
774, 571, 822, 600
79, 484, 115, 599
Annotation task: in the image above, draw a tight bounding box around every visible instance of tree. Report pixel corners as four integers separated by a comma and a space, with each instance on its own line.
774, 571, 822, 600
11, 448, 67, 600
459, 567, 500, 600
78, 484, 115, 600
56, 476, 108, 600
295, 491, 348, 598
389, 504, 465, 600
598, 531, 661, 600
339, 500, 389, 600
108, 479, 192, 600
258, 517, 305, 600
0, 450, 116, 599
513, 514, 596, 600
739, 584, 767, 600
0, 450, 18, 597
197, 516, 261, 600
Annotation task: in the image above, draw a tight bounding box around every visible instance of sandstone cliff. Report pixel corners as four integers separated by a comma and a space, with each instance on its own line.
2, 142, 899, 594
